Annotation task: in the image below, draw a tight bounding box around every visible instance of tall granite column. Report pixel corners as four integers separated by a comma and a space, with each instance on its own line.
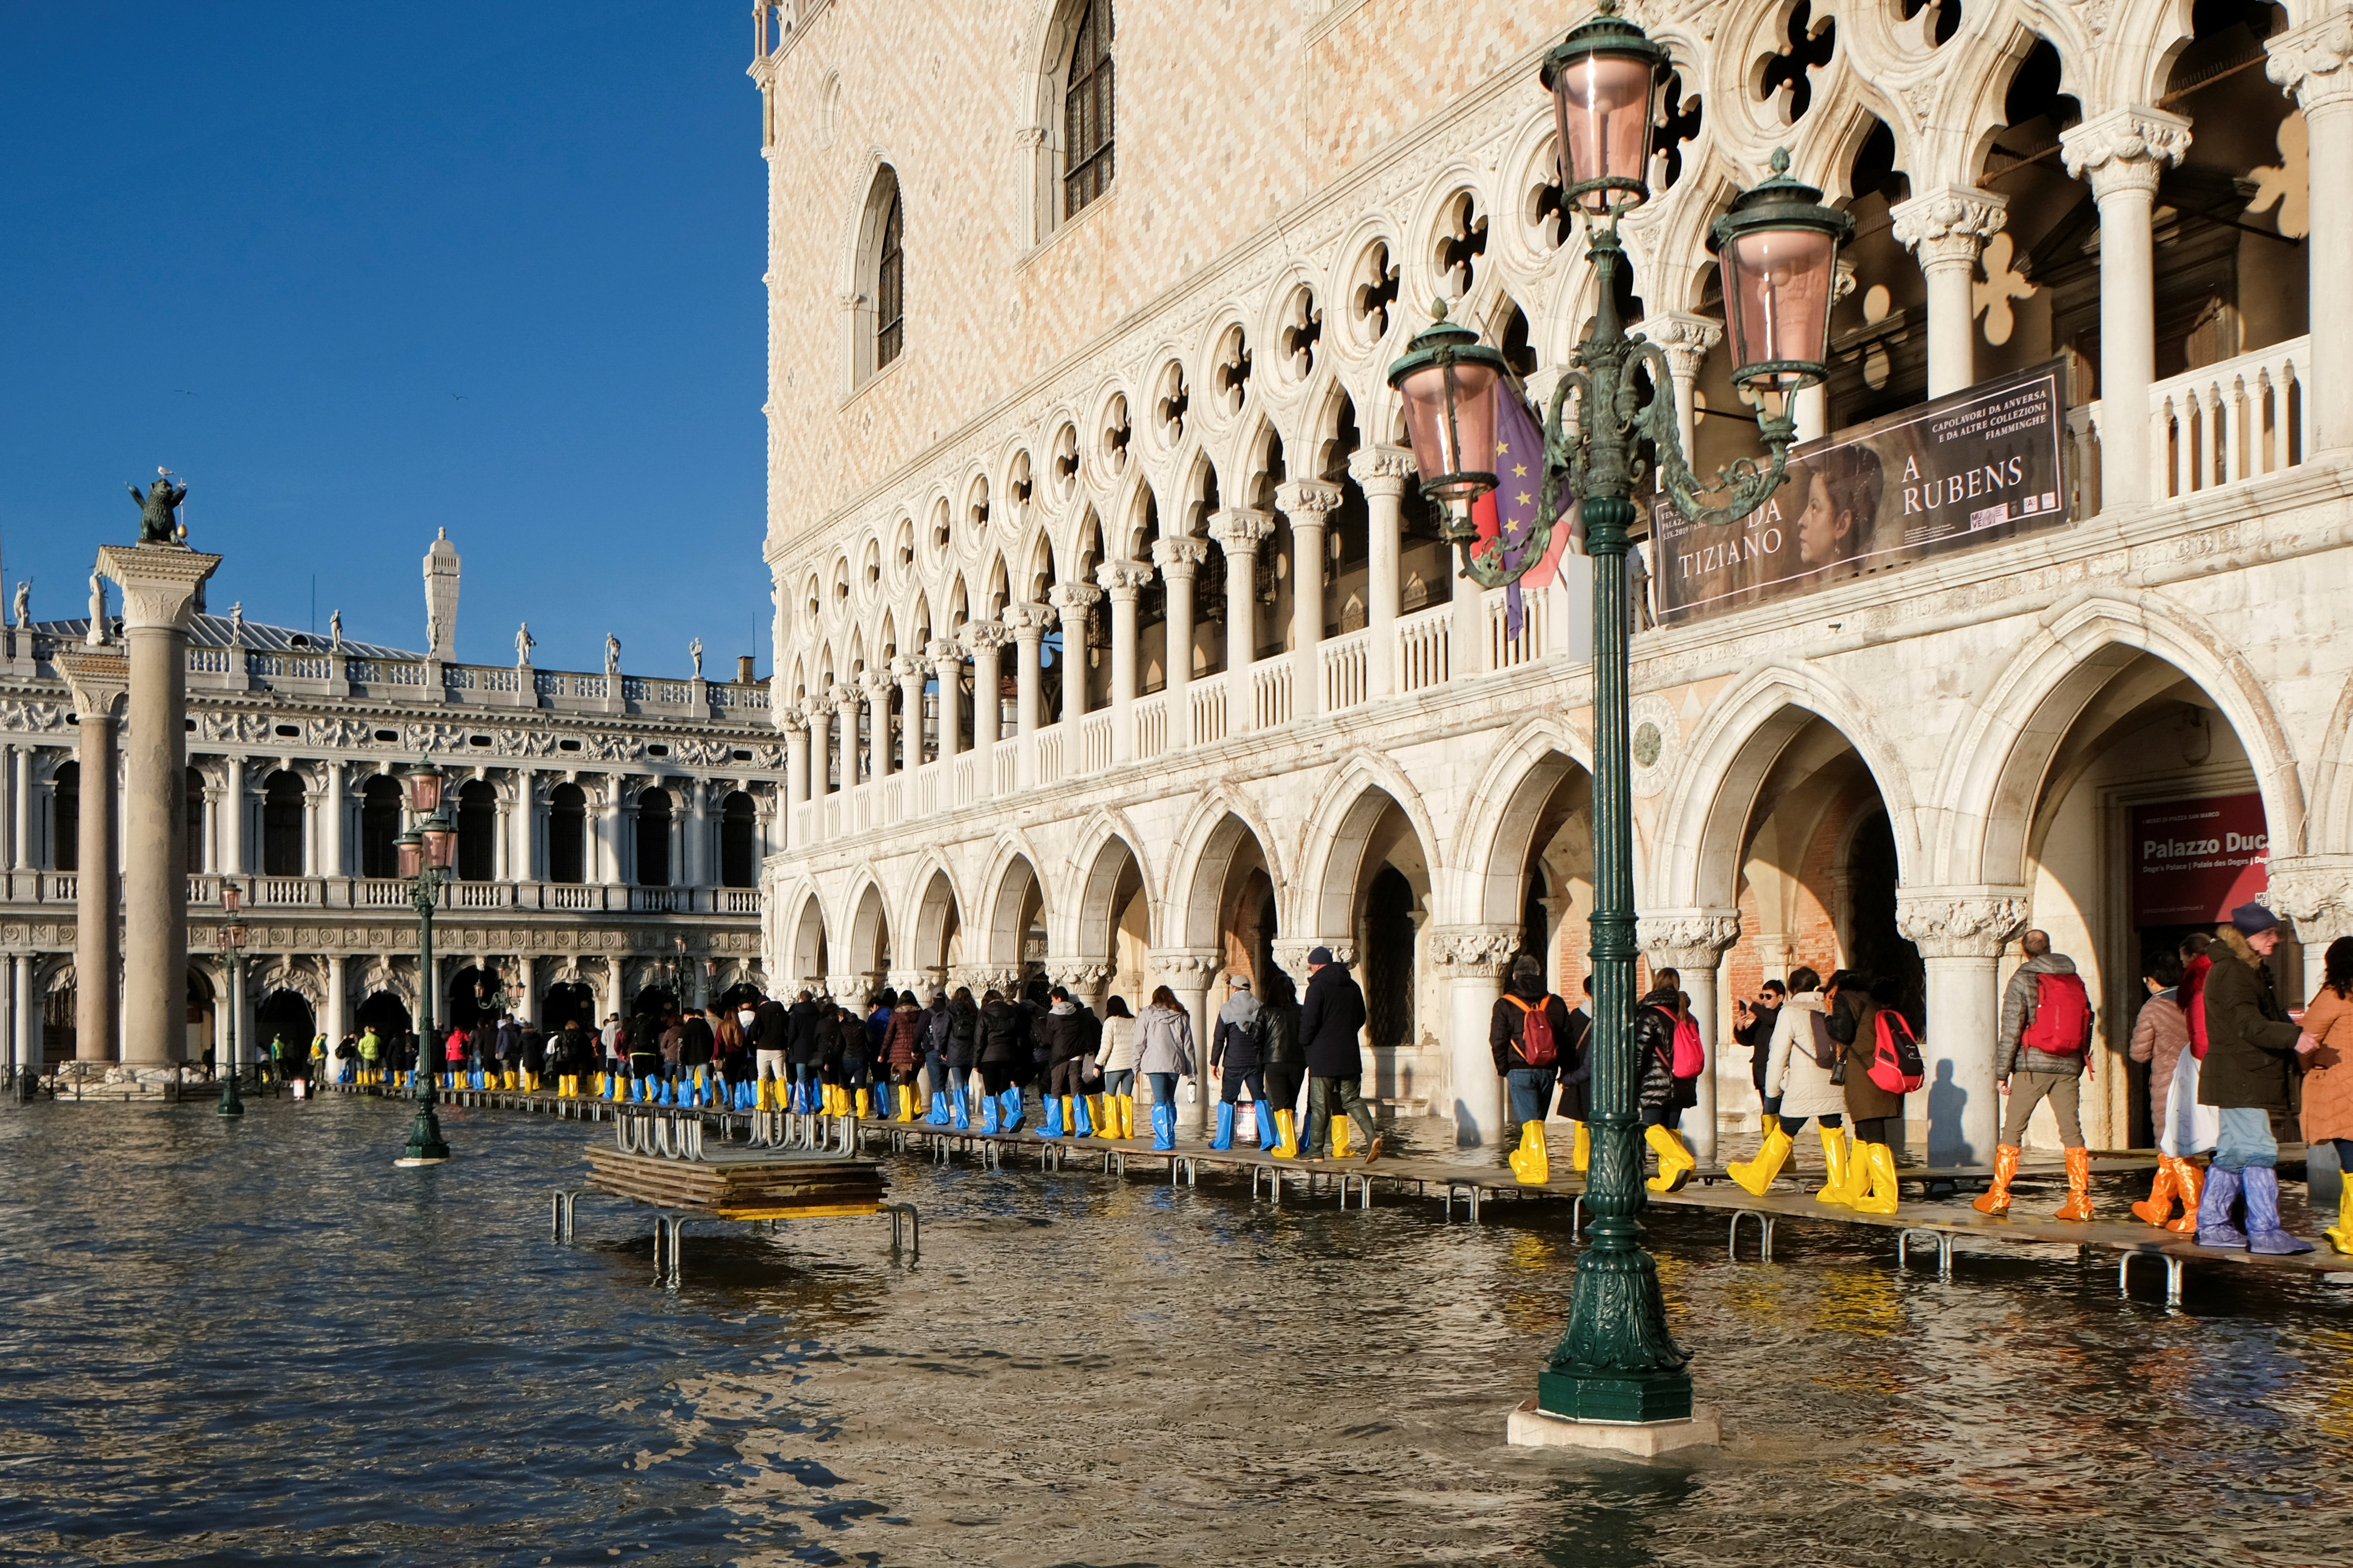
58, 648, 129, 1063
1897, 889, 2028, 1167
1638, 911, 1741, 1165
98, 544, 220, 1066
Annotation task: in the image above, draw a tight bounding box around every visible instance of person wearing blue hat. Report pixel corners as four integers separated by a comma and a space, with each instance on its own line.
2195, 901, 2322, 1254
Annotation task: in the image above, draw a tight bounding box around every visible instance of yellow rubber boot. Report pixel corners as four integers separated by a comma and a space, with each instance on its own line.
2329, 1186, 2353, 1255
1728, 1122, 1794, 1197
1507, 1120, 1550, 1184
1332, 1114, 1354, 1160
1089, 1094, 1109, 1136
1644, 1123, 1696, 1192
1272, 1107, 1297, 1158
1852, 1142, 1900, 1215
1571, 1120, 1590, 1173
1815, 1128, 1854, 1207
1840, 1136, 1879, 1207
898, 1084, 917, 1122
856, 1087, 873, 1119
1122, 1094, 1138, 1139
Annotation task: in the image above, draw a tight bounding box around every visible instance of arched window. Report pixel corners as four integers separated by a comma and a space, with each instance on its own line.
53, 762, 78, 872
548, 783, 587, 884
456, 780, 497, 882
876, 183, 904, 370
855, 165, 905, 387
261, 771, 306, 877
360, 776, 403, 879
720, 791, 758, 888
1063, 0, 1114, 217
185, 767, 206, 874
636, 787, 672, 888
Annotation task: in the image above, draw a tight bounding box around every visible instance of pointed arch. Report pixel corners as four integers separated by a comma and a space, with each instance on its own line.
1452, 716, 1600, 927
1169, 790, 1288, 950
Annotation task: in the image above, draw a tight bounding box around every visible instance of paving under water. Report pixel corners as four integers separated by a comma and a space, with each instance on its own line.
3, 1095, 2350, 1567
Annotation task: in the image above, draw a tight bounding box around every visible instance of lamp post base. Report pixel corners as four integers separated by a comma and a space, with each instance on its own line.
217, 1074, 245, 1118
1506, 1397, 1720, 1457
1538, 1364, 1695, 1424
399, 1105, 451, 1165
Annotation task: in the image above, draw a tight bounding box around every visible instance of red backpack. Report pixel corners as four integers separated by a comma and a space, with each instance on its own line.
1653, 1006, 1706, 1078
2022, 972, 2093, 1056
1506, 995, 1559, 1067
1868, 1010, 1926, 1094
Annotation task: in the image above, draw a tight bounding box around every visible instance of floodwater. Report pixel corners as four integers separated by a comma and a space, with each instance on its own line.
3, 1097, 2351, 1568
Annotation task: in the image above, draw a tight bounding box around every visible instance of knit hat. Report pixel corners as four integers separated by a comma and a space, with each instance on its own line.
2230, 901, 2280, 936
1307, 945, 1334, 967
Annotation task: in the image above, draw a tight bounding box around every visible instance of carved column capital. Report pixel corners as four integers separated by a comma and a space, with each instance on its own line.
97, 545, 222, 632
1889, 186, 2009, 268
926, 635, 965, 667
2262, 858, 2353, 943
1207, 509, 1277, 558
1636, 911, 1741, 970
1635, 313, 1724, 381
888, 654, 931, 684
56, 648, 130, 721
1001, 601, 1054, 638
1049, 582, 1104, 615
825, 681, 859, 710
961, 619, 1010, 655
1346, 443, 1416, 500
1273, 479, 1345, 524
2061, 107, 2192, 197
1429, 924, 1521, 979
1094, 558, 1155, 596
2269, 14, 2353, 112
1151, 947, 1224, 983
1894, 888, 2030, 960
1271, 938, 1359, 977
1151, 535, 1209, 575
1045, 959, 1111, 991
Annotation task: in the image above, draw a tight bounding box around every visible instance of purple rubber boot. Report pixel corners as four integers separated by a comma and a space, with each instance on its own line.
2242, 1166, 2316, 1254
2195, 1166, 2248, 1250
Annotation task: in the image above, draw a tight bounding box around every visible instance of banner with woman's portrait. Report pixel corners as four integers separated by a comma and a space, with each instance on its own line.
1651, 359, 2069, 625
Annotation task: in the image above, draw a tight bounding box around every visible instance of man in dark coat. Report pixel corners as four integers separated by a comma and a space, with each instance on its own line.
2196, 902, 2320, 1253
752, 988, 793, 1111
1299, 946, 1380, 1163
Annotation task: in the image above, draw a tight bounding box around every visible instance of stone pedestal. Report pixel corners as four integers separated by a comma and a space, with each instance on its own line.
1506, 1398, 1720, 1457
98, 544, 221, 1066
58, 648, 129, 1062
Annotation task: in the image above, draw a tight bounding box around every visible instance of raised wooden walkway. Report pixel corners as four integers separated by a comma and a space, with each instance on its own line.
322, 1080, 2345, 1304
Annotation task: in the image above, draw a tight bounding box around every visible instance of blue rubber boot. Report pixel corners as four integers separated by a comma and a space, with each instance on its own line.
953, 1087, 972, 1130
1000, 1088, 1026, 1132
1043, 1095, 1066, 1138
927, 1091, 950, 1125
981, 1092, 1001, 1134
2196, 1166, 2249, 1249
1072, 1095, 1094, 1137
1211, 1101, 1235, 1150
1151, 1101, 1177, 1151
1256, 1099, 1280, 1151
2244, 1167, 2316, 1254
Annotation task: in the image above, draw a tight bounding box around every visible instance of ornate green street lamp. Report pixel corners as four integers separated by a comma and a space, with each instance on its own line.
1389, 0, 1849, 1427
216, 884, 247, 1119
393, 761, 457, 1166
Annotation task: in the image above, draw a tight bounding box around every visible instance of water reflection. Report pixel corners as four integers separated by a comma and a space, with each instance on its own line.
1, 1098, 2350, 1567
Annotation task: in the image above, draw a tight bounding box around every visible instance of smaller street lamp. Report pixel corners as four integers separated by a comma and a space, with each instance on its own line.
394, 760, 457, 1166
216, 884, 246, 1119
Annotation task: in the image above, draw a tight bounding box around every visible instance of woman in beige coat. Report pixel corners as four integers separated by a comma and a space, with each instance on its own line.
1728, 967, 1851, 1201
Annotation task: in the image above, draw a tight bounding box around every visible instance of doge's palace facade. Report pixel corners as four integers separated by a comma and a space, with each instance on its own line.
754, 0, 2353, 1161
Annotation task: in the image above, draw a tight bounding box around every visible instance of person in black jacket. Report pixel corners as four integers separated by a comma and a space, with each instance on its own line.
1034, 985, 1091, 1137
783, 990, 826, 1112
1492, 954, 1573, 1183
1259, 973, 1305, 1156
1299, 947, 1381, 1163
1550, 977, 1596, 1171
1735, 979, 1785, 1125
920, 989, 954, 1123
750, 989, 792, 1112
677, 1006, 714, 1106
941, 986, 979, 1128
1210, 974, 1273, 1151
1631, 979, 1696, 1191
834, 1003, 875, 1118
976, 988, 1026, 1132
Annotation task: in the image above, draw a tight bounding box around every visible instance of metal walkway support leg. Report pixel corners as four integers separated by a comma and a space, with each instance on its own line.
1896, 1228, 1954, 1279
2119, 1251, 2186, 1305
882, 1201, 920, 1260
1444, 1183, 1483, 1224
1728, 1210, 1775, 1263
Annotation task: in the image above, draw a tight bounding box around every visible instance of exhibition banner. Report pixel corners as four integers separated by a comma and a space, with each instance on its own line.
1654, 359, 2069, 624
2131, 792, 2271, 926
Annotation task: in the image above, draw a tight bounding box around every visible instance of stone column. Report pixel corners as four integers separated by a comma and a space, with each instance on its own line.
318, 762, 345, 880
1432, 927, 1515, 1146
1006, 603, 1048, 789
830, 681, 860, 794
964, 621, 1006, 790
1638, 911, 1741, 1164
1050, 583, 1101, 728
1151, 538, 1204, 747
1276, 480, 1341, 720
1152, 946, 1222, 1132
1890, 188, 2007, 398
510, 766, 537, 883
1096, 560, 1148, 760
1637, 314, 1723, 459
1206, 512, 1268, 731
2271, 20, 2353, 452
97, 544, 220, 1066
893, 655, 928, 775
325, 953, 348, 1042
680, 780, 707, 888
1897, 888, 2028, 1167
927, 638, 964, 769
10, 745, 29, 871
804, 703, 830, 813
1348, 446, 1413, 698
595, 779, 624, 884
220, 756, 245, 875
2062, 107, 2191, 512
862, 669, 893, 784
13, 953, 35, 1074
58, 650, 127, 1062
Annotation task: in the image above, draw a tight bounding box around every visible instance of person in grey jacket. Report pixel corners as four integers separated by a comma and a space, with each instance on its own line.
1976, 930, 2098, 1218
1136, 985, 1196, 1149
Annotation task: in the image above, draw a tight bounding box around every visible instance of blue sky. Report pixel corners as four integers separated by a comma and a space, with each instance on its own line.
0, 3, 764, 677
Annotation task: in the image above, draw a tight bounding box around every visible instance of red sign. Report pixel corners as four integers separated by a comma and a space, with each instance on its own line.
2130, 792, 2269, 925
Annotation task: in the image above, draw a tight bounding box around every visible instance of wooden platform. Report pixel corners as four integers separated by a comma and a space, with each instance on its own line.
583, 1145, 886, 1222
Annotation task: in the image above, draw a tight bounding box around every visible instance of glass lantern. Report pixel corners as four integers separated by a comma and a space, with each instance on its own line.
1542, 3, 1668, 214
1385, 302, 1510, 542
1707, 150, 1853, 402
395, 829, 424, 881
403, 762, 445, 816
421, 822, 457, 871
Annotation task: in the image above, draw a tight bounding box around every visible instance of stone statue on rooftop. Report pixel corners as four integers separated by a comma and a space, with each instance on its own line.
12, 580, 28, 629
329, 610, 343, 652
690, 637, 704, 678
86, 572, 106, 646
516, 622, 536, 667
230, 602, 244, 641
604, 633, 621, 675
127, 470, 187, 546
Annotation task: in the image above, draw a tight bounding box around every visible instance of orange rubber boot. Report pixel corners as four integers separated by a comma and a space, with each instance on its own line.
1973, 1144, 2022, 1215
